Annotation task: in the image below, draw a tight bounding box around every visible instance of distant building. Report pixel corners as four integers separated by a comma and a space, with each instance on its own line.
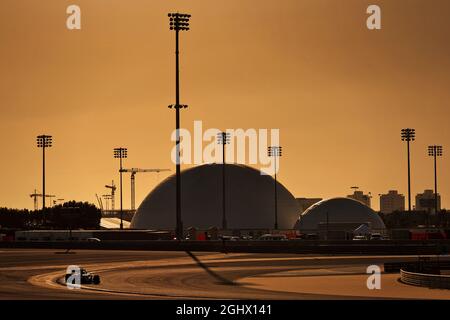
379, 190, 405, 214
415, 189, 441, 213
296, 198, 322, 214
347, 190, 371, 207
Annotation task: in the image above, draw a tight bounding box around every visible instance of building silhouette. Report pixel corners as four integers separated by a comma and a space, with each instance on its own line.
379, 190, 405, 214
415, 189, 441, 213
347, 190, 371, 207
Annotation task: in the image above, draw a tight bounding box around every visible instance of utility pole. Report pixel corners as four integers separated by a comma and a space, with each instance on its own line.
401, 128, 415, 213
168, 12, 191, 240
217, 132, 231, 229
268, 146, 282, 230
114, 148, 127, 229
428, 145, 443, 217
36, 135, 52, 225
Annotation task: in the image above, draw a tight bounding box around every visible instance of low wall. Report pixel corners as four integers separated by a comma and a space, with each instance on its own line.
2, 239, 450, 255
400, 269, 450, 289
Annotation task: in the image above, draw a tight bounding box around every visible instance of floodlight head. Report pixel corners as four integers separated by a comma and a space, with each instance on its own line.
401, 128, 415, 141
113, 147, 128, 159
36, 135, 53, 148
217, 132, 231, 144
267, 146, 282, 157
428, 146, 442, 157
428, 145, 443, 157
168, 12, 191, 31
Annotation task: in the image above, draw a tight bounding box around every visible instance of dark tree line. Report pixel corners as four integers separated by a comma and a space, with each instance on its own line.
0, 201, 101, 230
2, 201, 449, 231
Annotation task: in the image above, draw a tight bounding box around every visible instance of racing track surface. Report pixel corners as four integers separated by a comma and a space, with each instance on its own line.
1, 249, 450, 299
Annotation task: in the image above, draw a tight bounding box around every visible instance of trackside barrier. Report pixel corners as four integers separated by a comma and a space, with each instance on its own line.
385, 261, 450, 273
1, 239, 450, 255
400, 269, 450, 289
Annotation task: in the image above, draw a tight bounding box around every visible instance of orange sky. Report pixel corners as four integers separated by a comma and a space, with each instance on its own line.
0, 0, 449, 211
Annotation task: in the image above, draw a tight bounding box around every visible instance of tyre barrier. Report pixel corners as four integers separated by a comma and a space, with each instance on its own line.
400, 269, 450, 289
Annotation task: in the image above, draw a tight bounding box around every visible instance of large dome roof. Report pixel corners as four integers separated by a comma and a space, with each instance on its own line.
294, 197, 386, 231
131, 163, 300, 230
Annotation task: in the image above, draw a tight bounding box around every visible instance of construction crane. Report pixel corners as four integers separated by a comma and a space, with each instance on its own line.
30, 189, 56, 210
102, 194, 113, 211
95, 193, 104, 211
105, 181, 116, 212
120, 168, 170, 211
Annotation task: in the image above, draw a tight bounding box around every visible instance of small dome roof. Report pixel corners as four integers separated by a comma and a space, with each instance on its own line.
294, 197, 386, 231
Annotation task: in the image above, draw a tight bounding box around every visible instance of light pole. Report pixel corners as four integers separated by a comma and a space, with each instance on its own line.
168, 12, 191, 240
428, 145, 443, 215
268, 146, 282, 230
36, 135, 52, 225
114, 147, 127, 230
217, 132, 231, 230
401, 128, 415, 213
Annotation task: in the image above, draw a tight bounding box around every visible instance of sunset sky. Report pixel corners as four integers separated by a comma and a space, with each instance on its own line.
1, 0, 449, 211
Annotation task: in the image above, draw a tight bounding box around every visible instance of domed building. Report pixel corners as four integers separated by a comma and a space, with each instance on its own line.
131, 163, 300, 230
294, 197, 386, 238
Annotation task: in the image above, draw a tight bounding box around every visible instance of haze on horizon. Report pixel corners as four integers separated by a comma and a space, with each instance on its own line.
0, 0, 449, 211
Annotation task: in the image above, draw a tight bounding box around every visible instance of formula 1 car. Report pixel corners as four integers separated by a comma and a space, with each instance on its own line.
65, 267, 101, 285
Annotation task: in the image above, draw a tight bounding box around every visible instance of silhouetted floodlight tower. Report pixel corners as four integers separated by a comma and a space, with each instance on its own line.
428, 145, 443, 215
168, 12, 191, 240
268, 146, 282, 230
36, 134, 52, 225
217, 132, 231, 230
114, 147, 127, 230
401, 128, 415, 213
